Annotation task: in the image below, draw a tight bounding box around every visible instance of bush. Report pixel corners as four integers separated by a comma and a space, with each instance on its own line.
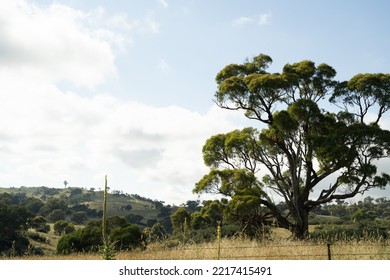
0, 235, 30, 257
0, 203, 32, 256
27, 232, 47, 243
54, 220, 75, 236
47, 209, 66, 223
57, 225, 102, 254
110, 224, 142, 250
36, 224, 51, 233
71, 211, 88, 224
30, 216, 50, 233
56, 218, 143, 254
148, 223, 168, 242
310, 224, 389, 241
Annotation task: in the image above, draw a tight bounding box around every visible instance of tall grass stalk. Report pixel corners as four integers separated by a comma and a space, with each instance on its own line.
102, 175, 116, 260
217, 223, 221, 260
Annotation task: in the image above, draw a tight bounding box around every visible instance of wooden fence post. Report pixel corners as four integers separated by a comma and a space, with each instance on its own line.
327, 239, 332, 260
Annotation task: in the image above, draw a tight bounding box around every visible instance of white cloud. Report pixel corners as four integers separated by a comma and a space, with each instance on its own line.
156, 58, 170, 73
0, 1, 250, 204
0, 0, 241, 202
258, 12, 272, 26
105, 11, 159, 34
0, 1, 118, 88
232, 12, 272, 27
233, 16, 253, 26
142, 13, 160, 33
158, 0, 169, 9
0, 74, 242, 203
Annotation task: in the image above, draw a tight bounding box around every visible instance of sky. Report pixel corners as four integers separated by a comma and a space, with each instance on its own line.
0, 0, 389, 205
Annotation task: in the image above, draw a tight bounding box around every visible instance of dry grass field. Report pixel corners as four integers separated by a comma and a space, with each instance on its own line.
7, 238, 390, 260
6, 228, 390, 260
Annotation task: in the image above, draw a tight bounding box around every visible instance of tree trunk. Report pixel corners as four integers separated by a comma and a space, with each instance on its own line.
292, 209, 309, 239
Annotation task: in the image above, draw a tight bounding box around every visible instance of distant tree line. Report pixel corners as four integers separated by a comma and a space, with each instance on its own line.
169, 197, 390, 243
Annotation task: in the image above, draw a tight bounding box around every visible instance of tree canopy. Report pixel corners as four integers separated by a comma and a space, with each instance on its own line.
194, 54, 390, 239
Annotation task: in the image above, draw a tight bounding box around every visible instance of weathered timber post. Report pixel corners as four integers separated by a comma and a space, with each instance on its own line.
327, 238, 332, 260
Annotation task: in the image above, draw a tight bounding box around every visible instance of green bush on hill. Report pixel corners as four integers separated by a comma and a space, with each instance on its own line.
56, 217, 143, 254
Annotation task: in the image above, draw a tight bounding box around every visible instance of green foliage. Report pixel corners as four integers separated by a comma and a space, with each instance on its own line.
122, 204, 132, 211
56, 218, 143, 254
30, 216, 50, 233
171, 207, 191, 234
195, 168, 263, 196
197, 53, 390, 239
57, 222, 102, 254
40, 197, 68, 216
148, 223, 168, 242
69, 187, 82, 196
27, 231, 47, 243
110, 224, 142, 251
310, 224, 388, 241
331, 73, 390, 124
54, 220, 76, 236
185, 200, 201, 212
47, 209, 66, 223
125, 214, 144, 224
71, 211, 88, 224
146, 219, 157, 227
22, 197, 44, 215
0, 202, 33, 256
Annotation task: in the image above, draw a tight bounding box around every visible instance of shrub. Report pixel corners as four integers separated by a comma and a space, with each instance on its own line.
30, 216, 50, 233
57, 225, 102, 254
54, 220, 75, 236
27, 232, 47, 243
47, 209, 66, 223
71, 211, 88, 224
110, 224, 142, 250
0, 203, 32, 256
56, 218, 143, 254
148, 223, 168, 242
310, 224, 389, 241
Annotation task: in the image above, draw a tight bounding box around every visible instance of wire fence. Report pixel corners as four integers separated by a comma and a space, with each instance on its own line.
121, 240, 390, 260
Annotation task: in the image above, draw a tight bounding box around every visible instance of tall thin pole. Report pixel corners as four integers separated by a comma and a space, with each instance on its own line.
217, 222, 221, 260
102, 175, 108, 246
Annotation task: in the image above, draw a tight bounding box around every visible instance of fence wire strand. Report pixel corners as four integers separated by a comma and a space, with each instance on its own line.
128, 241, 390, 260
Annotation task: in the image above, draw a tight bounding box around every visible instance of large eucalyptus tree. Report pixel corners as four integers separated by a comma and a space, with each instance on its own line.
194, 54, 390, 239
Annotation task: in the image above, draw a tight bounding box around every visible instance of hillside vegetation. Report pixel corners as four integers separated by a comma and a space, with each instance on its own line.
0, 186, 389, 259
0, 186, 174, 256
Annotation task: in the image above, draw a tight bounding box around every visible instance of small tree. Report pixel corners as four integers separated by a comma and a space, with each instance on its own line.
47, 209, 66, 223
125, 214, 144, 224
149, 223, 168, 242
57, 223, 102, 254
171, 208, 191, 234
0, 202, 32, 255
54, 220, 75, 236
22, 197, 44, 215
110, 224, 142, 251
30, 216, 50, 233
40, 197, 68, 216
71, 211, 88, 224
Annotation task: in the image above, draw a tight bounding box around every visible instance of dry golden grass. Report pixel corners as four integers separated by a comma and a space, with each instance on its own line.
6, 237, 390, 260
116, 238, 390, 260
3, 225, 389, 260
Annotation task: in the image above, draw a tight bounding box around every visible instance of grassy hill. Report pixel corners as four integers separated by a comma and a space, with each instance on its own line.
0, 186, 176, 256
0, 186, 166, 222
